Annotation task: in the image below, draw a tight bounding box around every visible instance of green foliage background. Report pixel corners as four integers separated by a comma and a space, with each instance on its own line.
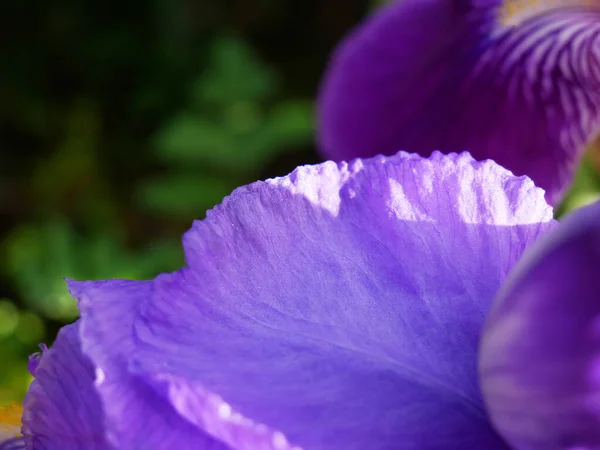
1, 0, 600, 404
0, 0, 378, 402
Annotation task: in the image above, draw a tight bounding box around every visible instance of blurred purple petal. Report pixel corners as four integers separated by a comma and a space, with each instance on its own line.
0, 438, 26, 450
123, 151, 552, 449
21, 323, 106, 450
318, 1, 600, 204
69, 279, 228, 450
479, 200, 600, 449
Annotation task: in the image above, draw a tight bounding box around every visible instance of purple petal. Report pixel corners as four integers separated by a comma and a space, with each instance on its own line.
70, 279, 228, 450
108, 151, 552, 449
141, 372, 301, 450
479, 200, 600, 449
0, 438, 25, 450
21, 323, 107, 449
318, 1, 600, 204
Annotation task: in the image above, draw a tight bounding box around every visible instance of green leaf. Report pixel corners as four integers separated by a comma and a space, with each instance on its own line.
135, 239, 184, 275
224, 100, 314, 168
154, 101, 314, 171
137, 173, 239, 217
1, 220, 182, 320
246, 99, 315, 152
0, 301, 19, 339
557, 154, 600, 217
154, 114, 235, 162
193, 36, 279, 105
2, 221, 79, 319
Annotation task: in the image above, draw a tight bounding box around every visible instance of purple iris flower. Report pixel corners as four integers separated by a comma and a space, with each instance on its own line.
318, 0, 600, 205
2, 151, 600, 449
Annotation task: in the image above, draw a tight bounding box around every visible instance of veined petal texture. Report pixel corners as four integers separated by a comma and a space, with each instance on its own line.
318, 0, 600, 204
29, 152, 554, 449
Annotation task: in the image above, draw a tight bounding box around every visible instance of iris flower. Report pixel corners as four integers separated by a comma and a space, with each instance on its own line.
318, 0, 600, 205
1, 151, 599, 449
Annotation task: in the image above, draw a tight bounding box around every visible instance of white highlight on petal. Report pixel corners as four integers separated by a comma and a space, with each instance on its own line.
272, 160, 352, 216
388, 179, 434, 222
272, 432, 290, 449
218, 403, 231, 419
95, 367, 106, 386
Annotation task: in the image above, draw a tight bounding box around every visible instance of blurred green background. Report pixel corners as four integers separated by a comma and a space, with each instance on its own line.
0, 0, 377, 402
1, 0, 600, 404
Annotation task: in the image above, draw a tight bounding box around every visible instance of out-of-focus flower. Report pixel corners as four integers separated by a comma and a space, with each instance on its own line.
480, 178, 600, 449
318, 0, 600, 205
3, 151, 599, 449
